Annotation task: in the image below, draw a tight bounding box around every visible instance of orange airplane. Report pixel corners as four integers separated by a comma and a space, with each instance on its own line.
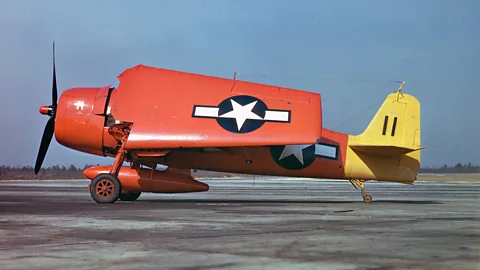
35, 45, 426, 203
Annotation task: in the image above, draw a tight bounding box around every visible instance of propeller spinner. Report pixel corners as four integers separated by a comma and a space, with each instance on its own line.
35, 43, 58, 174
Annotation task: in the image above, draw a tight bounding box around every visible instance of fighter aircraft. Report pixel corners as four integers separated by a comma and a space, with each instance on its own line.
35, 44, 426, 203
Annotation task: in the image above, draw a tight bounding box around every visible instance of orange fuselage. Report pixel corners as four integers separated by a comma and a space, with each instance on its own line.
49, 65, 419, 186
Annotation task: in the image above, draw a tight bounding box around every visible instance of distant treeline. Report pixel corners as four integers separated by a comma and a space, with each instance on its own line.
0, 163, 478, 180
0, 165, 248, 180
418, 163, 480, 174
0, 164, 97, 180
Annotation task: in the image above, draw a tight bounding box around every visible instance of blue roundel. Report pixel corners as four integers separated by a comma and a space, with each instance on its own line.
216, 95, 268, 134
270, 144, 316, 170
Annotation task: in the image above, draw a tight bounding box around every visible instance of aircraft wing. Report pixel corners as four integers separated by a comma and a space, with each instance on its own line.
110, 65, 322, 150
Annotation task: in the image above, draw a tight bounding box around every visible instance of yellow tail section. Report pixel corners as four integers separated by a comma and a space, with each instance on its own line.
345, 83, 427, 183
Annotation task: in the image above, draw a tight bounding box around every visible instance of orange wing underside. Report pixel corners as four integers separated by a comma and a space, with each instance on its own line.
126, 129, 349, 180
110, 65, 323, 150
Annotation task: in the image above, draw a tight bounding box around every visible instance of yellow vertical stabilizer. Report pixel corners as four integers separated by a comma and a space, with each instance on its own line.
345, 83, 426, 183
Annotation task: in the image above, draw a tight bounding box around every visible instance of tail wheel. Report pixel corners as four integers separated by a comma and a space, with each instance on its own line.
119, 192, 141, 201
90, 173, 122, 203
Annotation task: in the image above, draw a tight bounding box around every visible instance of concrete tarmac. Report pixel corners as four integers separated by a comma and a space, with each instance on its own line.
0, 178, 478, 270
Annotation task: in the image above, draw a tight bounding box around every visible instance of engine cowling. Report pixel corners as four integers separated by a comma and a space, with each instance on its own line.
83, 166, 209, 193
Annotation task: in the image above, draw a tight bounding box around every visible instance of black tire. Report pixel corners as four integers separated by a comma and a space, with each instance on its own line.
119, 192, 141, 201
90, 173, 122, 203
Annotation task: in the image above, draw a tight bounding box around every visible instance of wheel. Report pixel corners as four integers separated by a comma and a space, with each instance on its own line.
363, 194, 372, 203
119, 192, 141, 201
90, 173, 122, 203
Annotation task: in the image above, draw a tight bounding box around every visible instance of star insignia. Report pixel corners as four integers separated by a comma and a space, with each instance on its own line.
270, 142, 340, 170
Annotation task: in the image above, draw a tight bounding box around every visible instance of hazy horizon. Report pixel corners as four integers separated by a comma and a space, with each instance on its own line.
1, 0, 478, 168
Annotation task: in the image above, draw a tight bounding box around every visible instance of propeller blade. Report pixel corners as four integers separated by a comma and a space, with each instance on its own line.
52, 42, 57, 107
34, 117, 55, 174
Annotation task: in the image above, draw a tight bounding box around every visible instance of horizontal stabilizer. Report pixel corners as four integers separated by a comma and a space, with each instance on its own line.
350, 143, 429, 157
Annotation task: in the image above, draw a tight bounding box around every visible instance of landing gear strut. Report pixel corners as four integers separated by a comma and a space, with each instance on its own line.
90, 123, 131, 204
349, 179, 372, 203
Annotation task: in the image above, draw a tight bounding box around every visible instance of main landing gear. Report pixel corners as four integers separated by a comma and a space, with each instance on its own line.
89, 123, 130, 204
119, 192, 141, 201
349, 179, 372, 203
90, 173, 122, 203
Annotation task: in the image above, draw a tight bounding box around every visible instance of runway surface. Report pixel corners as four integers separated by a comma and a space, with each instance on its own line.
0, 178, 478, 270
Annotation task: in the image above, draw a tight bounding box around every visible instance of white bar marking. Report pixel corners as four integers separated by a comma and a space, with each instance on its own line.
264, 110, 290, 122
315, 144, 337, 159
194, 107, 219, 117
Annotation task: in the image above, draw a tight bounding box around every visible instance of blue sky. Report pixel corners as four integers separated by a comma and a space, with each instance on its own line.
0, 0, 478, 168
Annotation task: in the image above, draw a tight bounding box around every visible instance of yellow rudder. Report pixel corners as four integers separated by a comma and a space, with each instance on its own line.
345, 83, 426, 183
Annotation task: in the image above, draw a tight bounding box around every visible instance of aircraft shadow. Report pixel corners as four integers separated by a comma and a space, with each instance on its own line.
133, 199, 441, 205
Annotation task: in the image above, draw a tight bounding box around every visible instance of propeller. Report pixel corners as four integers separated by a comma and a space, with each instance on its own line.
34, 42, 58, 174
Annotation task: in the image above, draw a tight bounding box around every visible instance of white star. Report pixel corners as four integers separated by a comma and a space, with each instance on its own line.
218, 99, 262, 131
74, 101, 85, 110
279, 144, 311, 165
